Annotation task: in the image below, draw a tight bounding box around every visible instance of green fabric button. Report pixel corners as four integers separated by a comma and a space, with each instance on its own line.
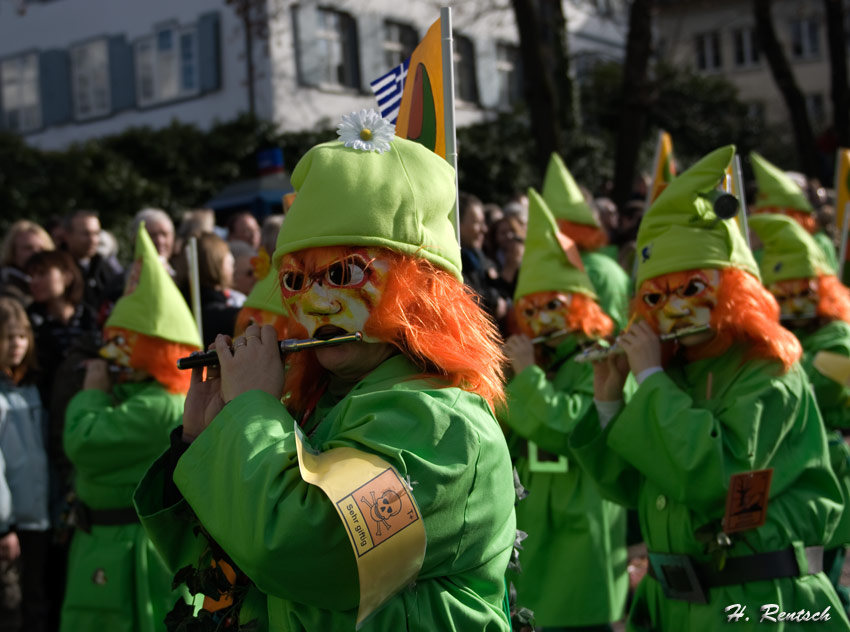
655, 494, 667, 510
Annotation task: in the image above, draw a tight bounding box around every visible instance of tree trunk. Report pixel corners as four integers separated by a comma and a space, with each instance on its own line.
824, 0, 850, 147
753, 0, 818, 176
611, 0, 652, 213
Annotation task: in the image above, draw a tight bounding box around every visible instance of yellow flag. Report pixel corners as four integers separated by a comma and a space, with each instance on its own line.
836, 148, 850, 243
395, 19, 446, 158
648, 131, 677, 204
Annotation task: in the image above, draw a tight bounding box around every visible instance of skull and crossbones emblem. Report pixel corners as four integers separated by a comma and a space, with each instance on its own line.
361, 489, 402, 536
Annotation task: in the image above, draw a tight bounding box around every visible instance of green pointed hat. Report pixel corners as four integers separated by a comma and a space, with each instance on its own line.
750, 151, 814, 213
541, 153, 599, 227
514, 188, 597, 300
244, 247, 288, 316
748, 213, 834, 284
635, 145, 759, 288
105, 223, 202, 348
273, 135, 461, 280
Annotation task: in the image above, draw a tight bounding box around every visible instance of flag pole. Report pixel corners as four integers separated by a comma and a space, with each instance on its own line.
440, 6, 460, 245
186, 236, 203, 344
643, 130, 663, 212
839, 202, 850, 283
733, 154, 751, 249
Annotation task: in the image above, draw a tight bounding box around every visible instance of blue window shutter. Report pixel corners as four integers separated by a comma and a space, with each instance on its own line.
198, 11, 221, 93
109, 35, 135, 112
292, 3, 321, 87
39, 50, 72, 127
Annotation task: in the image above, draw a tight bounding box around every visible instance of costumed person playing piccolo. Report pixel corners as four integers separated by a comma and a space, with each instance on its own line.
541, 153, 632, 331
570, 145, 850, 630
501, 189, 629, 630
749, 212, 850, 613
60, 223, 200, 632
134, 110, 517, 631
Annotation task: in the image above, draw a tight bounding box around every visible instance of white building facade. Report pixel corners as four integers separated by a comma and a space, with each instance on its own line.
0, 0, 626, 150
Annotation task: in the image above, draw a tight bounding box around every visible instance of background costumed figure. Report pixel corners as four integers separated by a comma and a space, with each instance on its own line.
571, 145, 850, 631
60, 224, 200, 632
749, 151, 837, 272
135, 112, 517, 631
501, 188, 628, 630
750, 212, 850, 612
542, 152, 632, 330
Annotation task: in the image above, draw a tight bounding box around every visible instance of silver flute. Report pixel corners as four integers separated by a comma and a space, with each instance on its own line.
176, 332, 363, 370
573, 324, 712, 363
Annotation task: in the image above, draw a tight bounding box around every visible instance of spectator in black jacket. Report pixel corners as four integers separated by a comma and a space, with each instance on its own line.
459, 193, 507, 328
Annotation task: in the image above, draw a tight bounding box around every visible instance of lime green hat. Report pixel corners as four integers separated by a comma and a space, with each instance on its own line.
273, 134, 461, 280
514, 188, 597, 300
748, 213, 834, 284
750, 151, 814, 213
635, 145, 759, 288
243, 247, 288, 316
105, 223, 202, 348
541, 153, 599, 227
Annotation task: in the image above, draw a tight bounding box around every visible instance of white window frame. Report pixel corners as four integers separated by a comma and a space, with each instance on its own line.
695, 30, 722, 72
495, 42, 521, 108
315, 7, 358, 89
732, 27, 759, 68
134, 22, 199, 107
70, 38, 111, 120
382, 20, 417, 70
1, 52, 41, 132
453, 33, 478, 104
790, 17, 821, 60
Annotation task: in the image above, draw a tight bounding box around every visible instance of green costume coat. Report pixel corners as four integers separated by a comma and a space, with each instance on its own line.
135, 355, 516, 631
61, 381, 188, 632
571, 346, 850, 631
795, 320, 850, 551
581, 250, 632, 331
502, 337, 628, 626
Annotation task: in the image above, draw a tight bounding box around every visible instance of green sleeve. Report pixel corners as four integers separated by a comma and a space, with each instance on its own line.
569, 407, 641, 509
606, 363, 821, 515
134, 450, 207, 572
173, 386, 511, 614
798, 323, 850, 430
502, 364, 593, 456
64, 385, 183, 475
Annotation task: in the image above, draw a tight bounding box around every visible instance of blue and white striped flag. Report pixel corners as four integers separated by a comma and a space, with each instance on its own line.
369, 58, 410, 124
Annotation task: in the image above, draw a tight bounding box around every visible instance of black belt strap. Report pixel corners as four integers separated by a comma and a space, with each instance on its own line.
72, 502, 139, 533
648, 546, 823, 603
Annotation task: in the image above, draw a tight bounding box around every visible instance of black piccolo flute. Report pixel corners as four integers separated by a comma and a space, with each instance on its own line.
176, 332, 363, 370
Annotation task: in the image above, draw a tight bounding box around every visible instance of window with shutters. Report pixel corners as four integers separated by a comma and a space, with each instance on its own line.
790, 17, 820, 60
135, 23, 199, 106
1, 53, 41, 132
495, 42, 521, 108
694, 31, 722, 71
453, 33, 478, 103
71, 39, 110, 120
315, 8, 360, 88
382, 21, 417, 70
732, 27, 759, 68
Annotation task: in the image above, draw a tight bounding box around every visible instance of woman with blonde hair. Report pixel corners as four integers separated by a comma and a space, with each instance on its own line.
0, 221, 54, 304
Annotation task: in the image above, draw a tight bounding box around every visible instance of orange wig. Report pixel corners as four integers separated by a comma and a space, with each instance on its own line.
753, 207, 818, 235
106, 326, 197, 394
514, 291, 614, 340
557, 219, 609, 251
234, 307, 290, 339
634, 267, 801, 372
280, 246, 506, 413
817, 275, 850, 323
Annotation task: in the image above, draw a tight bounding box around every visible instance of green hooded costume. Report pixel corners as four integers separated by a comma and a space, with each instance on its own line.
60, 224, 200, 632
570, 146, 850, 631
135, 126, 516, 631
502, 189, 628, 627
750, 212, 850, 606
542, 152, 632, 329
750, 151, 838, 272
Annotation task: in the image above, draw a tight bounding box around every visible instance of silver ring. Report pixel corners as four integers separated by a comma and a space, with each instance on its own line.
246, 335, 260, 341
233, 340, 247, 349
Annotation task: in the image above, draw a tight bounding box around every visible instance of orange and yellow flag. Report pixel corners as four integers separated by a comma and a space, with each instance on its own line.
395, 19, 446, 158
647, 131, 677, 204
836, 148, 850, 243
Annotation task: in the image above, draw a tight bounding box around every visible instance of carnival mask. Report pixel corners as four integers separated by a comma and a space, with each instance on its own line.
279, 247, 390, 343
639, 269, 721, 341
768, 278, 818, 324
100, 327, 138, 367
516, 291, 574, 346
